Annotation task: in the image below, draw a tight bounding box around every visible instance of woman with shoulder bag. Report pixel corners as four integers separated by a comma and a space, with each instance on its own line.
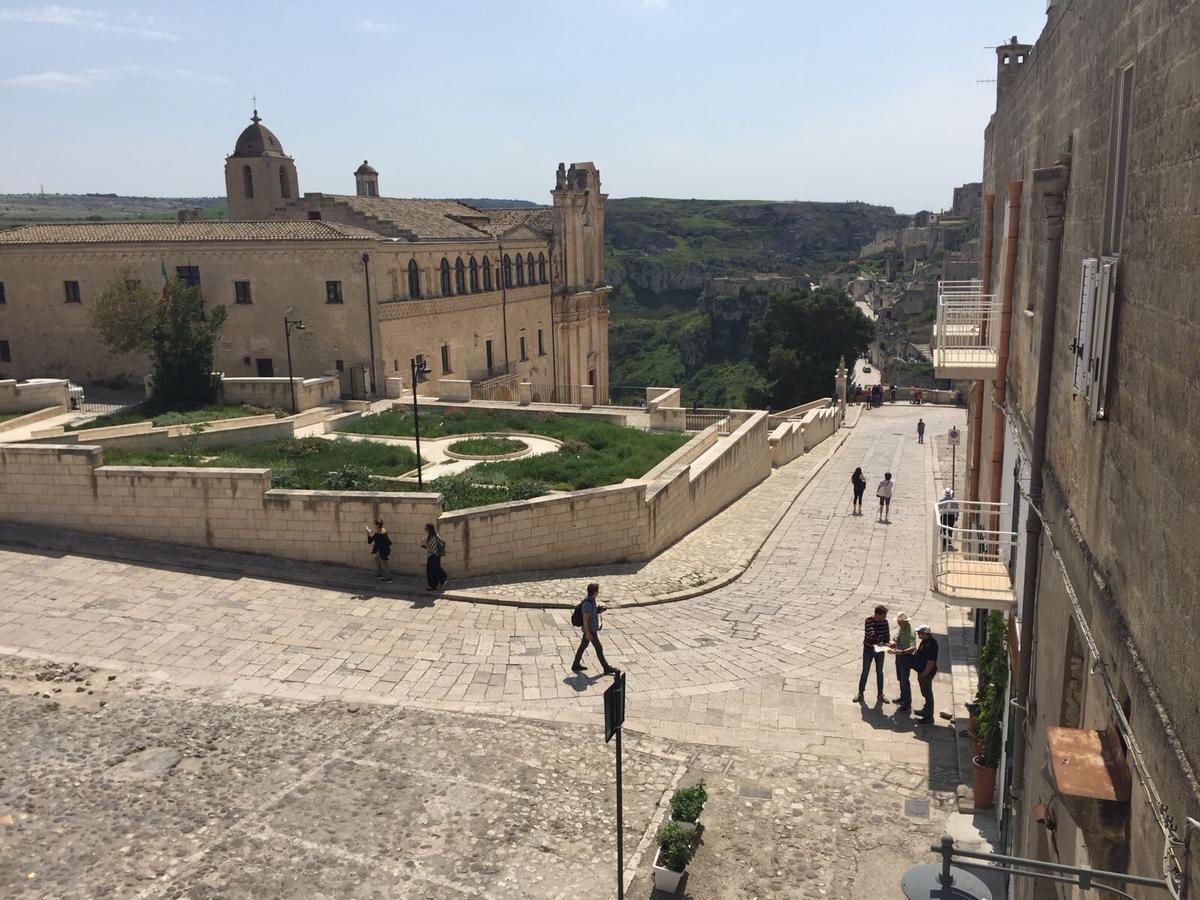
421, 523, 448, 592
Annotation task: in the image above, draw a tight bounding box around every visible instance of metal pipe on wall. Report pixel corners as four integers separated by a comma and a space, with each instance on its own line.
969, 192, 996, 503
988, 182, 1023, 519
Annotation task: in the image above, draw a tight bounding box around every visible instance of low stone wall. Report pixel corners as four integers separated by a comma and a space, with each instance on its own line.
28, 417, 295, 450
0, 406, 65, 435
768, 406, 843, 467
771, 398, 830, 421
646, 387, 681, 411
0, 379, 68, 414
0, 444, 440, 574
396, 401, 630, 428
436, 379, 472, 403
219, 376, 340, 411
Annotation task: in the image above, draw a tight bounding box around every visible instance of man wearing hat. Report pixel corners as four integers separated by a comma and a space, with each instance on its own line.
911, 625, 940, 724
889, 613, 917, 712
937, 488, 958, 551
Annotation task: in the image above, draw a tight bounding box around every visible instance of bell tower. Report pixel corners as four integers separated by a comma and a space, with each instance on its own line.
224, 109, 300, 220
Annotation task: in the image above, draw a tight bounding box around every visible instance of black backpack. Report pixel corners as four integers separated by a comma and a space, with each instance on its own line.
570, 603, 583, 627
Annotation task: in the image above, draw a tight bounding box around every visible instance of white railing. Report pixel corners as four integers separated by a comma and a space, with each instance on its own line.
935, 280, 1000, 366
931, 499, 1018, 606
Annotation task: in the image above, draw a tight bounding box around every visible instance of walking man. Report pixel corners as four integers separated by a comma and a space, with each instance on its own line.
853, 605, 891, 704
571, 583, 618, 676
366, 519, 392, 582
917, 418, 926, 443
877, 471, 894, 523
912, 625, 940, 724
937, 488, 958, 550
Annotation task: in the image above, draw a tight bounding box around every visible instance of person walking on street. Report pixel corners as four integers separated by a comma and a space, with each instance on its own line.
912, 625, 940, 724
937, 488, 958, 550
917, 418, 926, 443
366, 520, 392, 582
888, 613, 916, 712
853, 605, 891, 703
421, 523, 448, 591
877, 472, 894, 523
851, 467, 867, 515
571, 583, 618, 676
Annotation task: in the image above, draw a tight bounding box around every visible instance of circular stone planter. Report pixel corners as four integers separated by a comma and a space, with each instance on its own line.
443, 434, 531, 461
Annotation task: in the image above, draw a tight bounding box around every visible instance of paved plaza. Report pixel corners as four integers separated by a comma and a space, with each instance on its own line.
0, 405, 981, 898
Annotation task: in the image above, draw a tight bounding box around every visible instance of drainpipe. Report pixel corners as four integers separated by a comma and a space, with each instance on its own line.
498, 241, 510, 376
1009, 156, 1071, 822
968, 193, 996, 503
989, 182, 1022, 519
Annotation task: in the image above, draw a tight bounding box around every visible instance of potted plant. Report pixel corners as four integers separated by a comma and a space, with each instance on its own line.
652, 822, 696, 894
970, 613, 1009, 810
669, 780, 707, 832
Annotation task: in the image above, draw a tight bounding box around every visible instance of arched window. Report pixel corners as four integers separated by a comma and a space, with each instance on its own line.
538, 253, 547, 284
279, 166, 291, 199
482, 257, 492, 291
468, 258, 479, 292
515, 255, 525, 286
407, 259, 421, 298
526, 253, 536, 284
242, 165, 254, 198
502, 254, 512, 288
440, 258, 452, 296
454, 258, 465, 294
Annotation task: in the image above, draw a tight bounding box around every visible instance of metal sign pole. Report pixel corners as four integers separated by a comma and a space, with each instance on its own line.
604, 671, 627, 900
615, 717, 625, 900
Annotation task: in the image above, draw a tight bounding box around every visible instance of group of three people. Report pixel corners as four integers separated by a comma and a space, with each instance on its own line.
854, 605, 939, 723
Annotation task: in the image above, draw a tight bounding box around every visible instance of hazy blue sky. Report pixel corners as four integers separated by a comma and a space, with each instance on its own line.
0, 1, 1046, 211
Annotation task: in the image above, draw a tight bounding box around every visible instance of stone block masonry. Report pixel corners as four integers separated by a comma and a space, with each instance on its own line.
0, 378, 68, 413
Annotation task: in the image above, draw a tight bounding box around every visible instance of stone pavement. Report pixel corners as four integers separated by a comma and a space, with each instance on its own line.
0, 403, 973, 897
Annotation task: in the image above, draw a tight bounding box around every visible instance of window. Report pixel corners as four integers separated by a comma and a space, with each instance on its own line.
335, 359, 344, 372
1072, 257, 1120, 420
454, 257, 465, 294
440, 258, 452, 296
440, 343, 451, 374
256, 358, 274, 377
242, 164, 254, 198
176, 266, 201, 288
64, 281, 81, 304
279, 166, 291, 199
526, 253, 536, 284
325, 280, 344, 304
538, 252, 547, 283
515, 254, 525, 286
1104, 64, 1134, 255
407, 259, 421, 298
0, 340, 10, 363
0, 282, 5, 304
519, 336, 528, 361
482, 256, 492, 291
537, 328, 545, 356
502, 254, 512, 288
307, 210, 322, 221
234, 281, 252, 304
468, 258, 479, 292
485, 339, 494, 373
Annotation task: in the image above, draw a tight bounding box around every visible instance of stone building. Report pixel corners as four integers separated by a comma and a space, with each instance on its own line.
0, 112, 610, 402
931, 3, 1200, 896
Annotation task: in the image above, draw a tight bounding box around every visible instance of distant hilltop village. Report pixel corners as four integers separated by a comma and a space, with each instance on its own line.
0, 110, 610, 403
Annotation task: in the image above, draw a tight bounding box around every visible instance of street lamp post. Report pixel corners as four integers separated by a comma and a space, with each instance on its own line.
411, 356, 431, 489
283, 317, 306, 414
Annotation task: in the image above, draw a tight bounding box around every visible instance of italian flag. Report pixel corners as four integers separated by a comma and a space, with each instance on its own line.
161, 260, 169, 300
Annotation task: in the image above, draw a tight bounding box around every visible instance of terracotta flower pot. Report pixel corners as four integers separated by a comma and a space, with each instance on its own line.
972, 755, 997, 810
969, 731, 981, 758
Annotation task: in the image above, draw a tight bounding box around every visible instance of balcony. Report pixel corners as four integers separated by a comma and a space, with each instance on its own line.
930, 500, 1017, 609
932, 280, 1001, 380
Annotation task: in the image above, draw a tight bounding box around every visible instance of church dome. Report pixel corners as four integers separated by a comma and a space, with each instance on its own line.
355, 160, 378, 175
233, 111, 287, 158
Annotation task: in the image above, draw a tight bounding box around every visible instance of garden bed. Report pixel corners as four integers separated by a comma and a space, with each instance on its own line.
67, 402, 281, 432
444, 436, 528, 458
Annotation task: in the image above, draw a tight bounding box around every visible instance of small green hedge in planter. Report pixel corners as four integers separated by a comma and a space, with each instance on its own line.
669, 780, 707, 826
656, 822, 696, 872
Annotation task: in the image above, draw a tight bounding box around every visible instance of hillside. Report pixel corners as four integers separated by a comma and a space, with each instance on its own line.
0, 194, 228, 228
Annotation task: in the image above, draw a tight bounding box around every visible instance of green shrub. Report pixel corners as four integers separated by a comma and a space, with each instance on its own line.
321, 464, 372, 491
447, 437, 526, 457
974, 611, 1009, 769
655, 822, 696, 872
669, 781, 707, 823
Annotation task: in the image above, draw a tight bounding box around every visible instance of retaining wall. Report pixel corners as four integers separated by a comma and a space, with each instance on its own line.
0, 379, 68, 413
27, 417, 294, 450
219, 376, 340, 411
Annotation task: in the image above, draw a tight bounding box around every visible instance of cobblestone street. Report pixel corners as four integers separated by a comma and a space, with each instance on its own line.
0, 405, 974, 898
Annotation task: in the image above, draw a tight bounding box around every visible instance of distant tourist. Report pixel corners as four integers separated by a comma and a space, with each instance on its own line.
890, 384, 898, 403
877, 472, 894, 523
853, 604, 890, 704
888, 613, 916, 712
366, 519, 392, 582
850, 467, 867, 515
421, 523, 448, 591
910, 386, 919, 404
917, 418, 926, 444
911, 625, 940, 724
938, 488, 958, 550
571, 583, 618, 676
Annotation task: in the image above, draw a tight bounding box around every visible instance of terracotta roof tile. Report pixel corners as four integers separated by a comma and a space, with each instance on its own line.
484, 207, 556, 237
322, 195, 494, 240
0, 220, 380, 244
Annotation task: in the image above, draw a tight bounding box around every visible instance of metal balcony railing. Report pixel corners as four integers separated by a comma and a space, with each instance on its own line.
933, 280, 1001, 377
930, 499, 1017, 608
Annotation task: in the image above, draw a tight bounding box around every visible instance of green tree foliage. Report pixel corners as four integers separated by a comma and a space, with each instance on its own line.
89, 271, 227, 407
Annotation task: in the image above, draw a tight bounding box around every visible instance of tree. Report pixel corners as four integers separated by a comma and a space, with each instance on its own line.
89, 270, 227, 407
749, 287, 874, 409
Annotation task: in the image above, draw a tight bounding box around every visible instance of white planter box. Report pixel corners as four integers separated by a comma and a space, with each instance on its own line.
652, 850, 685, 894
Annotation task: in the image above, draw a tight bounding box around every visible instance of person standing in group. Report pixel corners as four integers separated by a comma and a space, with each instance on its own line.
888, 613, 916, 712
911, 625, 940, 724
853, 604, 891, 703
937, 488, 958, 550
421, 522, 448, 591
366, 520, 392, 582
917, 418, 926, 444
877, 472, 894, 523
850, 467, 868, 515
571, 582, 618, 676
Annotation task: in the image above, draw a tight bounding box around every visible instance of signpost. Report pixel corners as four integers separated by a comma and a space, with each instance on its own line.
603, 671, 627, 900
948, 426, 961, 489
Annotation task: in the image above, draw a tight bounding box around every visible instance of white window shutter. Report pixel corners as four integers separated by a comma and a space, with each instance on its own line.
1087, 256, 1119, 421
1073, 258, 1098, 395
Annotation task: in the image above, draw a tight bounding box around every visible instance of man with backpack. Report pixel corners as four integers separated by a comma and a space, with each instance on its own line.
571, 583, 618, 676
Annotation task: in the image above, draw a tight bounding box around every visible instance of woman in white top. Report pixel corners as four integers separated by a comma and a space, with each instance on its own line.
876, 472, 894, 523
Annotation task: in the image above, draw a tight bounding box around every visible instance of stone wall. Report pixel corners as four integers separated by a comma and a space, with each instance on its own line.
27, 417, 293, 450
0, 378, 68, 413
219, 375, 340, 411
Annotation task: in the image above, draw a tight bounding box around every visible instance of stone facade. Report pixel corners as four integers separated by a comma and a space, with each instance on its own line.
0, 114, 609, 402
964, 3, 1200, 894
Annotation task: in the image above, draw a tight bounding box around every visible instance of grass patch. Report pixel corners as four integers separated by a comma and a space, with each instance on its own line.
102, 437, 418, 490
447, 437, 527, 457
68, 402, 280, 431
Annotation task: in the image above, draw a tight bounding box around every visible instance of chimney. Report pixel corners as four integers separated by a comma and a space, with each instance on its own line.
996, 36, 1033, 109
177, 207, 203, 223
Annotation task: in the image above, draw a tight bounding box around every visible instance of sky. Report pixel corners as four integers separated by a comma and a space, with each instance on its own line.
0, 1, 1047, 212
